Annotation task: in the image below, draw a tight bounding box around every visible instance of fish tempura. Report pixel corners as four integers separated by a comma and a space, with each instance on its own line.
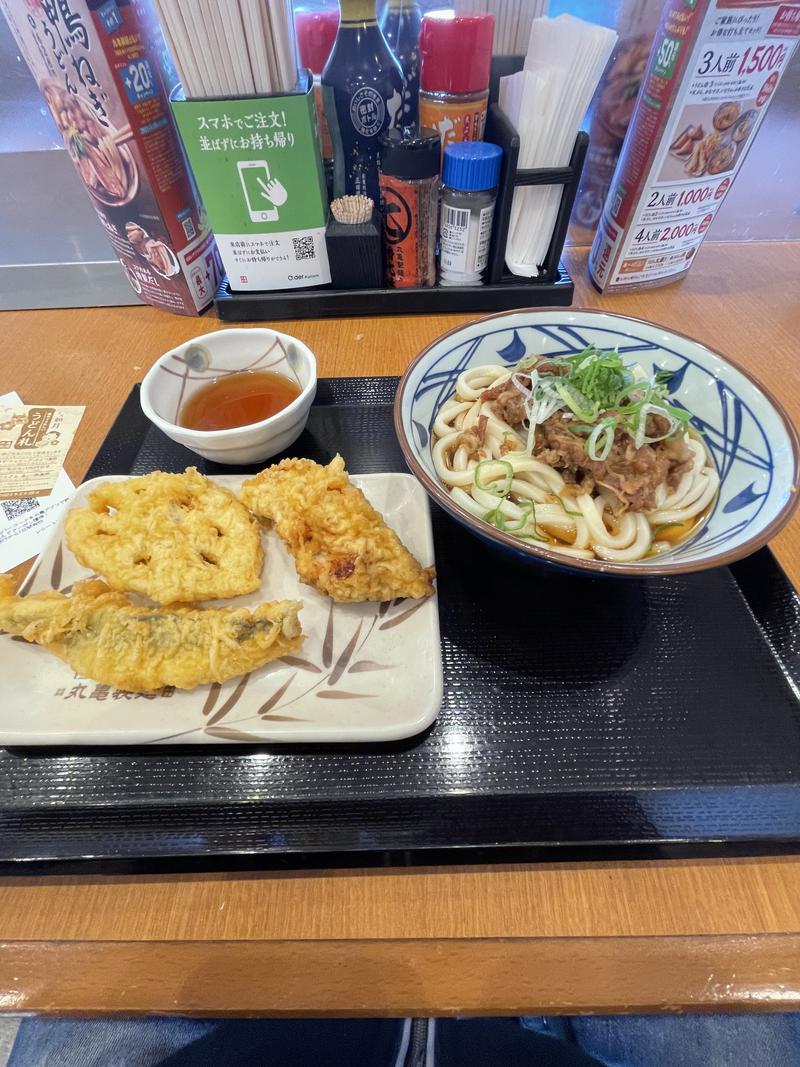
0, 575, 302, 692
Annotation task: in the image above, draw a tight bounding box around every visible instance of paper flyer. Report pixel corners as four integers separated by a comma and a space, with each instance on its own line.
0, 393, 76, 574
0, 402, 83, 500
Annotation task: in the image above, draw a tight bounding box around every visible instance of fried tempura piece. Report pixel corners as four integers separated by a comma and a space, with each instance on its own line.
65, 468, 263, 604
0, 575, 302, 692
241, 455, 435, 603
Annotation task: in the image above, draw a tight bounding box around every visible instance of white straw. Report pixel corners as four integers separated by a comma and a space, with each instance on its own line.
257, 0, 281, 90
178, 2, 220, 96
199, 0, 234, 95
152, 0, 192, 94
501, 14, 617, 274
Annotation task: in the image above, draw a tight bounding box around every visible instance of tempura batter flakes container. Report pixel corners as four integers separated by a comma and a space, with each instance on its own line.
171, 74, 330, 292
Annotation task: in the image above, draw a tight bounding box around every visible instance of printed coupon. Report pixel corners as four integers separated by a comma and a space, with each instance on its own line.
0, 404, 84, 500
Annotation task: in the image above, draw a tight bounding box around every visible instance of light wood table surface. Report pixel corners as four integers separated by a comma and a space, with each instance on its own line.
2, 242, 800, 1017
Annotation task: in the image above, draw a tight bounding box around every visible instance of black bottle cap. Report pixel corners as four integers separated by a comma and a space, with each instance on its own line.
380, 126, 441, 181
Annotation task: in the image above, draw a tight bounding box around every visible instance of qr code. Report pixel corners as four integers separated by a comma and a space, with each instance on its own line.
1, 497, 41, 522
182, 216, 197, 240
292, 236, 315, 261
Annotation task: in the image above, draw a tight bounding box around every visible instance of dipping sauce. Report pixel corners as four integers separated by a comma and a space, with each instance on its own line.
179, 370, 301, 431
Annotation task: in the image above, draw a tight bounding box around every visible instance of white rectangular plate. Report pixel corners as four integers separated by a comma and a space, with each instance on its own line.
1, 473, 442, 745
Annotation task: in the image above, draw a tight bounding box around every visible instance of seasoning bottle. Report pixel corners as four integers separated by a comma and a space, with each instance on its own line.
294, 7, 339, 167
379, 0, 422, 126
439, 141, 502, 287
321, 0, 404, 203
379, 126, 440, 288
419, 12, 495, 154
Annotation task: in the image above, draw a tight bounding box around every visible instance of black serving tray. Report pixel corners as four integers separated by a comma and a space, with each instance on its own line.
3, 377, 800, 872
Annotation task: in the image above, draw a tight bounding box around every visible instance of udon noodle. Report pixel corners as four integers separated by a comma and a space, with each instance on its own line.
431, 349, 718, 562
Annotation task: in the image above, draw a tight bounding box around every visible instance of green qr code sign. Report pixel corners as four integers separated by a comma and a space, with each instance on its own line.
654, 35, 681, 79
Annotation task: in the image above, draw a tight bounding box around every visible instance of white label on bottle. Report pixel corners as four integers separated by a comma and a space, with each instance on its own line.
350, 86, 386, 137
440, 205, 471, 273
440, 202, 495, 276
474, 204, 494, 272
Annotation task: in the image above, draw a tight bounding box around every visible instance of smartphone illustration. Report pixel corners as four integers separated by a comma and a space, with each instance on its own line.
238, 160, 279, 222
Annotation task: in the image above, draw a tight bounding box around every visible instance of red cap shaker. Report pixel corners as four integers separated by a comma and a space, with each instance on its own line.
294, 8, 339, 163
294, 8, 339, 75
418, 13, 495, 152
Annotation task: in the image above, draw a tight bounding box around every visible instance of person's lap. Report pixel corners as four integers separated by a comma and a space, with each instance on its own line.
8, 1012, 800, 1066
525, 1013, 800, 1067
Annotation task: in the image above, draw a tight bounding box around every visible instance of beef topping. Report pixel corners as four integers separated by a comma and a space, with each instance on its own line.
533, 413, 693, 512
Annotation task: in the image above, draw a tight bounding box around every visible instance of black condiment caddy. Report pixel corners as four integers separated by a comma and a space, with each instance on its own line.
215, 103, 588, 321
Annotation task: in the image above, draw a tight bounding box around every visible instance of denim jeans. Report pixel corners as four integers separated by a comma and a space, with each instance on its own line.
7, 1013, 800, 1066
523, 1014, 800, 1067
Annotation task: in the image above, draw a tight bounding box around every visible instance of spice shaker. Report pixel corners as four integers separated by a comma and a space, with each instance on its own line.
439, 141, 502, 287
418, 13, 495, 153
294, 7, 339, 168
379, 126, 440, 288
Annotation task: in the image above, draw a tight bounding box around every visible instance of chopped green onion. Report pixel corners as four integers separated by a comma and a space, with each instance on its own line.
586, 418, 616, 461
482, 496, 550, 541
501, 500, 533, 533
474, 459, 513, 496
516, 354, 539, 372
554, 380, 597, 422
504, 345, 693, 460
652, 521, 687, 537
555, 497, 583, 518
660, 402, 691, 424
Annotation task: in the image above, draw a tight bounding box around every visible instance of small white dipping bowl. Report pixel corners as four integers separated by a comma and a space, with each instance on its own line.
140, 328, 316, 465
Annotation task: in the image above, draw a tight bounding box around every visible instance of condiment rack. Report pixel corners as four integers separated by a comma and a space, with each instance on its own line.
214, 104, 588, 321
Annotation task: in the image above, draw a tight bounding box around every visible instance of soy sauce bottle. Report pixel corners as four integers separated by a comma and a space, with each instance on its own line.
322, 0, 404, 203
380, 0, 421, 126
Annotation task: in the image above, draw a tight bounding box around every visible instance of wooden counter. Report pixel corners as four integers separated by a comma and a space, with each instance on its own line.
2, 242, 800, 1016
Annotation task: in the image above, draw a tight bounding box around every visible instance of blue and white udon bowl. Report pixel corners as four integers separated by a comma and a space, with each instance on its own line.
395, 309, 800, 576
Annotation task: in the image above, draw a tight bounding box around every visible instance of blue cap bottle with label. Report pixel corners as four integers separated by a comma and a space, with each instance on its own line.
438, 141, 503, 286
